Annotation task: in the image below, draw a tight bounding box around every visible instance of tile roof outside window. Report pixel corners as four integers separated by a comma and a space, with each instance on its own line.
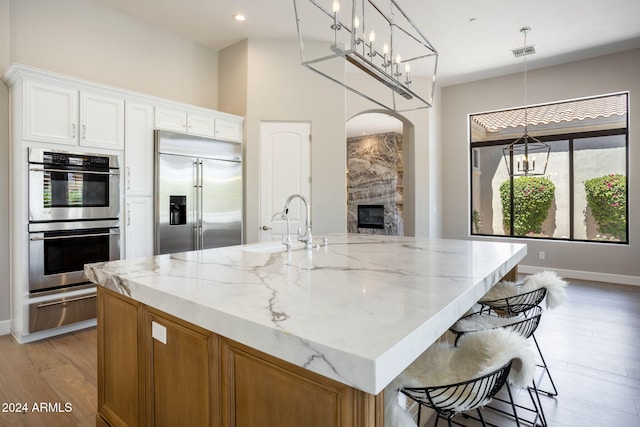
472, 94, 627, 133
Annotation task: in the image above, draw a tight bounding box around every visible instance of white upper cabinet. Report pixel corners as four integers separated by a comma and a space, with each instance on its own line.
155, 106, 242, 142
125, 101, 155, 196
154, 107, 188, 133
80, 91, 125, 149
23, 80, 79, 145
187, 112, 216, 137
23, 79, 124, 149
155, 106, 216, 138
214, 118, 242, 142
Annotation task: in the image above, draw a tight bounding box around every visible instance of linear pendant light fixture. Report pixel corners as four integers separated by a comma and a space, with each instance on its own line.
293, 0, 438, 112
502, 27, 550, 177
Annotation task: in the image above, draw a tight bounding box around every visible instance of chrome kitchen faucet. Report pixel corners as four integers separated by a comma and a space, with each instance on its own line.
282, 194, 312, 249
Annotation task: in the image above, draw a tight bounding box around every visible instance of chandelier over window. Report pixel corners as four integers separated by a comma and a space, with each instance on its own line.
293, 0, 438, 112
503, 27, 551, 177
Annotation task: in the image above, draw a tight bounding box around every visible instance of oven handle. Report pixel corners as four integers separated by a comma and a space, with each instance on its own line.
30, 230, 120, 241
36, 293, 96, 308
29, 167, 119, 176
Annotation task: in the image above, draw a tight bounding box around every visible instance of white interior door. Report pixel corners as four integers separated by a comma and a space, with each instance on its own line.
259, 122, 311, 243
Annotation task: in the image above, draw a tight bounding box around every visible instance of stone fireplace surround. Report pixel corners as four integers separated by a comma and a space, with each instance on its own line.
347, 132, 403, 235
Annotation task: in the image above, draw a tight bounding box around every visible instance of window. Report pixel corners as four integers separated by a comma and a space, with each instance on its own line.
470, 93, 628, 243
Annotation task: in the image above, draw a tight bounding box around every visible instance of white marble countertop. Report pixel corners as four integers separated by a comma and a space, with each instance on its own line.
85, 234, 526, 395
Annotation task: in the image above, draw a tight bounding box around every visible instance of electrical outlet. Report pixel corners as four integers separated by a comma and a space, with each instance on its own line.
539, 251, 545, 260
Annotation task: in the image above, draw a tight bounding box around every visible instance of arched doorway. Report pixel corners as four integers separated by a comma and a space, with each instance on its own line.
346, 111, 412, 236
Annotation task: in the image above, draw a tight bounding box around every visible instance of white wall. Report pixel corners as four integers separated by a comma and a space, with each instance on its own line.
218, 40, 247, 117
428, 85, 443, 238
220, 39, 439, 243
0, 0, 220, 327
441, 49, 640, 280
10, 0, 218, 108
0, 0, 10, 327
240, 39, 348, 243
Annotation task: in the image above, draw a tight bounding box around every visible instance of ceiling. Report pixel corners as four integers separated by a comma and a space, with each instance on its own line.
91, 0, 640, 136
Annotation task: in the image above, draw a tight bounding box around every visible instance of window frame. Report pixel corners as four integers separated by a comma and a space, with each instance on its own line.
469, 94, 629, 244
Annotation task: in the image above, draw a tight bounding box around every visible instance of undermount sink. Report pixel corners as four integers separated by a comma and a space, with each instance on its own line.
241, 241, 304, 254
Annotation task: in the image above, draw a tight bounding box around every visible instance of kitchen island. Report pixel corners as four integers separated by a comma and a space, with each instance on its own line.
86, 234, 526, 427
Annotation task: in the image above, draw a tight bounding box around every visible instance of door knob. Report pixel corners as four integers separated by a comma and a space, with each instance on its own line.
262, 225, 272, 231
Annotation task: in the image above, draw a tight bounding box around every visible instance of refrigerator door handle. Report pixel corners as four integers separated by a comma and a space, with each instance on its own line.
197, 159, 204, 250
193, 159, 200, 250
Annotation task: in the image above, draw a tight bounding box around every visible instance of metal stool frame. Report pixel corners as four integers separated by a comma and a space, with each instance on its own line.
450, 305, 547, 427
479, 287, 547, 316
401, 361, 513, 427
478, 288, 559, 399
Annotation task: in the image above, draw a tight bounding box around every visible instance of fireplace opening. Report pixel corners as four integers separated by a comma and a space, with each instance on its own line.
358, 205, 384, 229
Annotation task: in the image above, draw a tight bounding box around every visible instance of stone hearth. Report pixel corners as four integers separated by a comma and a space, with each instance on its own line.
347, 132, 403, 235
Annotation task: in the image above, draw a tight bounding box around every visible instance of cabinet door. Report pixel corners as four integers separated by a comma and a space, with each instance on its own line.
187, 112, 216, 138
147, 309, 219, 427
125, 101, 154, 196
80, 91, 125, 149
23, 80, 78, 145
221, 339, 368, 427
97, 288, 144, 427
125, 197, 154, 259
155, 107, 187, 133
214, 118, 242, 142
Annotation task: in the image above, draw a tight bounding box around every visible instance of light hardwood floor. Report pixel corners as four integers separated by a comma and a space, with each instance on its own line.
424, 278, 640, 427
0, 328, 97, 427
0, 278, 639, 427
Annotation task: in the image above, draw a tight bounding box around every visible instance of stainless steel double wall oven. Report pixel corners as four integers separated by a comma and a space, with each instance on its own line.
27, 148, 121, 332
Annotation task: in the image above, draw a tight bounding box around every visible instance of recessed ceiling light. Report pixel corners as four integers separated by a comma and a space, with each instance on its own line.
233, 13, 246, 22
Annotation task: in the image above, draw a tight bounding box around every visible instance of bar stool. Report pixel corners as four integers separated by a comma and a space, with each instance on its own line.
479, 270, 567, 313
477, 270, 567, 399
388, 328, 536, 427
450, 305, 547, 427
402, 362, 512, 427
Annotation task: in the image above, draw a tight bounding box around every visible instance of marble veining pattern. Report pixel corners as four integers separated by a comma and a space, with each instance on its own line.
86, 234, 526, 394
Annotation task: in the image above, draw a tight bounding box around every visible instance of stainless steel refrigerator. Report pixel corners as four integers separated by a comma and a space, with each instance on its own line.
154, 130, 242, 255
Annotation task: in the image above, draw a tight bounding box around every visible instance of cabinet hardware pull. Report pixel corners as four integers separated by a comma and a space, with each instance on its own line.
29, 167, 119, 176
30, 231, 119, 241
72, 123, 76, 138
37, 294, 96, 308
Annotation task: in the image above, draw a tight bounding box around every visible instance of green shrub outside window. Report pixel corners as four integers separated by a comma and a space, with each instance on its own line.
584, 174, 627, 241
500, 176, 555, 236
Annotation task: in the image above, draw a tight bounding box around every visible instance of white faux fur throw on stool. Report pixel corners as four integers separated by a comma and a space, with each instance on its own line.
452, 311, 529, 334
384, 328, 536, 427
480, 270, 568, 309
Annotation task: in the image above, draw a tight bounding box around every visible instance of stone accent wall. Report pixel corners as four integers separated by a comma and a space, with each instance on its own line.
347, 132, 403, 235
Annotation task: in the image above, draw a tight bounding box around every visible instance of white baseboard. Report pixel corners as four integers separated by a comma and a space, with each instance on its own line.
13, 319, 96, 344
0, 319, 10, 336
519, 265, 640, 287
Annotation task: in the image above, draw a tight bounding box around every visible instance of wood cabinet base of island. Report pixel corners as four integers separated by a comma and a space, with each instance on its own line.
96, 287, 383, 427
